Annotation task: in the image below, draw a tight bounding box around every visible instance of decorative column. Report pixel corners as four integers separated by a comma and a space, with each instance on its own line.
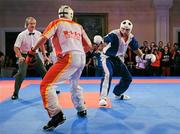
153, 0, 173, 44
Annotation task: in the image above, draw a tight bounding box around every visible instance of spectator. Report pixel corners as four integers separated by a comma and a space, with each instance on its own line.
173, 44, 180, 76
150, 48, 162, 76
161, 46, 171, 76
135, 56, 150, 76
83, 46, 95, 76
158, 41, 164, 53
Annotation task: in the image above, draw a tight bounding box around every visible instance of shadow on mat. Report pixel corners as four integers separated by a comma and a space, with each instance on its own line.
0, 96, 42, 122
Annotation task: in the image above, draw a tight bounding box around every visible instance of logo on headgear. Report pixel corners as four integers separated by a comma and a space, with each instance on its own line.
58, 5, 74, 20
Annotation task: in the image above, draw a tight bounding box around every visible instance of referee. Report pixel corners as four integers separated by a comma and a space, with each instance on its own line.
11, 17, 48, 100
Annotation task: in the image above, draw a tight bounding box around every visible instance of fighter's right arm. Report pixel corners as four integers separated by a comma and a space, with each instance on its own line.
129, 37, 156, 63
32, 19, 59, 51
134, 48, 156, 63
82, 28, 92, 53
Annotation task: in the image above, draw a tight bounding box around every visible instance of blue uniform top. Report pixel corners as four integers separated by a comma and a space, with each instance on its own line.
103, 29, 139, 60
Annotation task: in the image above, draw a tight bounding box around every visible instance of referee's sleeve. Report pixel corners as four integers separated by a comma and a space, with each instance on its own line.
14, 33, 23, 48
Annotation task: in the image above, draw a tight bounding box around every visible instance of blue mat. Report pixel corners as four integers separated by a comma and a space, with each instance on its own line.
1, 80, 180, 134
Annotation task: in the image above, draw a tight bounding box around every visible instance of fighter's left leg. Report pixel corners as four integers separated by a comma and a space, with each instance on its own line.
41, 53, 74, 130
99, 57, 113, 106
70, 53, 87, 117
113, 61, 132, 98
70, 77, 87, 117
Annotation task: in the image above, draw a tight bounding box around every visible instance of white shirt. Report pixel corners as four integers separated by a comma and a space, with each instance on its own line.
42, 18, 91, 57
14, 29, 41, 53
103, 29, 134, 62
111, 29, 134, 56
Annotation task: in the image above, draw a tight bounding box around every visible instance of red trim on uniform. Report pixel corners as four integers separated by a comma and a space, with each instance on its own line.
40, 53, 72, 108
42, 19, 60, 37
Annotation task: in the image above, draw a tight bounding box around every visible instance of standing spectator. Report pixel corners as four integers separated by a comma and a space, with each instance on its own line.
167, 42, 172, 49
84, 46, 96, 76
150, 48, 162, 76
171, 43, 179, 75
158, 41, 164, 53
161, 46, 171, 76
149, 42, 156, 53
141, 41, 151, 54
142, 41, 149, 49
173, 44, 180, 76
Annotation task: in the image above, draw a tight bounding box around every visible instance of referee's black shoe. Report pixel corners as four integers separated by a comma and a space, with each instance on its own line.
43, 111, 66, 131
11, 94, 18, 100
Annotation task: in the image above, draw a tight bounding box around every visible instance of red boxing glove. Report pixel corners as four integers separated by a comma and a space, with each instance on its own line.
25, 48, 36, 64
